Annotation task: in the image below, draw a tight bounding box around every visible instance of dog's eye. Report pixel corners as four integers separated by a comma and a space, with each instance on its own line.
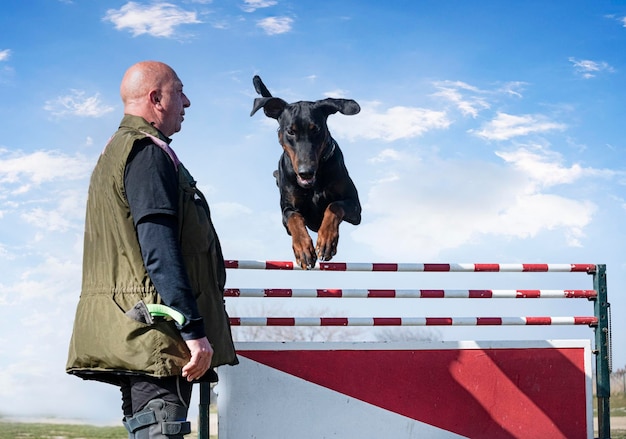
286, 128, 296, 136
310, 125, 320, 134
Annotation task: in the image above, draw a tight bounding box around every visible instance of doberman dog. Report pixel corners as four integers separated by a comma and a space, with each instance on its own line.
250, 75, 362, 269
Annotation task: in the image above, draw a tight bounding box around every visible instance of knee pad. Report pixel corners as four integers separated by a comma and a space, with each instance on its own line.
124, 399, 191, 438
122, 418, 134, 439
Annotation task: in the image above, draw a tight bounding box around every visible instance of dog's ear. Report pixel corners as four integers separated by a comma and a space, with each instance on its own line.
316, 98, 361, 116
250, 97, 288, 119
253, 75, 273, 98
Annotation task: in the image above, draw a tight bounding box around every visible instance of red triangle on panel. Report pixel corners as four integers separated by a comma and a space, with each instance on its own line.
239, 347, 587, 439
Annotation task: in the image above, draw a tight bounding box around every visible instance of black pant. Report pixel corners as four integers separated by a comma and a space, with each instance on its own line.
119, 375, 193, 417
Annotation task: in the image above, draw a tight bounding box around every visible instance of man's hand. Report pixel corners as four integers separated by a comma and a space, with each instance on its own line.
182, 337, 213, 382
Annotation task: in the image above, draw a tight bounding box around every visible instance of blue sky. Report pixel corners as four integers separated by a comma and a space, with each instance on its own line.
1, 0, 625, 425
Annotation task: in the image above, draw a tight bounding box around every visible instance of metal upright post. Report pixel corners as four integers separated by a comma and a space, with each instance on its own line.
592, 264, 611, 438
198, 382, 210, 439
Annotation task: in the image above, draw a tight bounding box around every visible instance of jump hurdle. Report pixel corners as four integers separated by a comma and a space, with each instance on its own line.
198, 261, 611, 439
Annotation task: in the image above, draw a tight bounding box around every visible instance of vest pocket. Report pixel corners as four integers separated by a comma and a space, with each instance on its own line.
71, 292, 189, 376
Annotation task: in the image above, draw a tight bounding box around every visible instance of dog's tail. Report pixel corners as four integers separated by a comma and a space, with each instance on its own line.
253, 75, 272, 97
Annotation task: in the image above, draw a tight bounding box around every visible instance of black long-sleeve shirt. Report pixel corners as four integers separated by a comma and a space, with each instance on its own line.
124, 142, 206, 341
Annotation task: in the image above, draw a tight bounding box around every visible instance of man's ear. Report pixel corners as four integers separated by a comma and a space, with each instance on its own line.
150, 90, 162, 106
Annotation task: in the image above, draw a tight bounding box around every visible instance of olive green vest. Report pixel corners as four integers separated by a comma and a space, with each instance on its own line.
66, 115, 237, 383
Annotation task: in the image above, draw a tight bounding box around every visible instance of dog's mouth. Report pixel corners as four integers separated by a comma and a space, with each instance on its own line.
297, 174, 316, 188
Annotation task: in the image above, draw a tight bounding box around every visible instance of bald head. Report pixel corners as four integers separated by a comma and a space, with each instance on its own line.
120, 61, 190, 137
121, 61, 176, 107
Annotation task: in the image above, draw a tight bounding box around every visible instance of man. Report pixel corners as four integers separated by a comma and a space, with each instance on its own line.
66, 61, 238, 438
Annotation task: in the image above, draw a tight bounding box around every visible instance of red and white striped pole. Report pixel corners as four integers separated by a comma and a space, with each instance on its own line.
225, 260, 596, 273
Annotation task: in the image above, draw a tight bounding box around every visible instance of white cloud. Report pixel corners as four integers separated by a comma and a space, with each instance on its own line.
242, 0, 277, 12
0, 149, 92, 191
471, 112, 566, 141
368, 148, 408, 165
213, 201, 253, 218
495, 146, 607, 189
352, 146, 601, 259
569, 57, 615, 78
331, 101, 450, 142
324, 89, 348, 99
103, 1, 201, 38
498, 81, 526, 98
44, 89, 114, 118
432, 80, 526, 118
432, 80, 490, 117
484, 193, 594, 247
21, 189, 86, 233
257, 16, 293, 35
0, 150, 93, 421
0, 49, 13, 84
4, 256, 81, 302
0, 150, 90, 262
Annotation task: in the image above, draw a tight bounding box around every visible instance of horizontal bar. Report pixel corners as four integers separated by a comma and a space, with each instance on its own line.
230, 316, 598, 327
224, 260, 596, 273
224, 288, 597, 299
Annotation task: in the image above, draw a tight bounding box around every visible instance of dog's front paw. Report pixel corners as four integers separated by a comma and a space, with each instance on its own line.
315, 230, 338, 262
292, 236, 317, 270
287, 214, 317, 269
316, 204, 342, 261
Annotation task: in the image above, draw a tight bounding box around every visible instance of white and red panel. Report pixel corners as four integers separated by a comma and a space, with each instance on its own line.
216, 340, 592, 439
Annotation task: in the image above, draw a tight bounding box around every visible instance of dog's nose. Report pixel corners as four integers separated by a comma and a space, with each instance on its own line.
298, 169, 315, 181
296, 167, 317, 188
297, 161, 317, 178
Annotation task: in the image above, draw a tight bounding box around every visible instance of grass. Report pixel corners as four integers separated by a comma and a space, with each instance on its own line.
593, 393, 626, 439
0, 422, 128, 439
0, 422, 219, 439
0, 420, 622, 439
1, 398, 624, 439
608, 393, 626, 417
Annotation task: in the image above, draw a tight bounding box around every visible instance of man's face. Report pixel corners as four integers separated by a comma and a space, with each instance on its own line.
158, 75, 191, 136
